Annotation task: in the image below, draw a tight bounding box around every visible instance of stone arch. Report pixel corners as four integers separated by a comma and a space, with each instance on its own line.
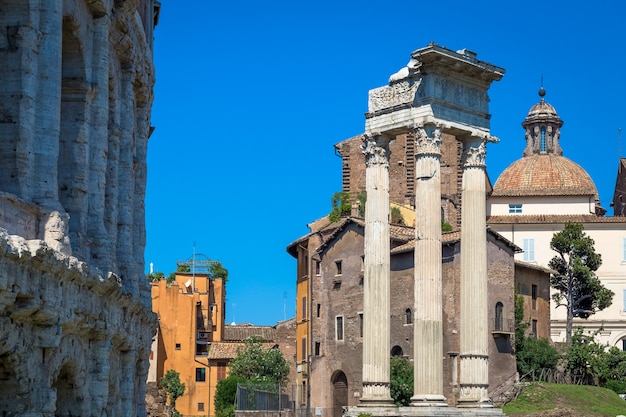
331, 370, 348, 417
0, 352, 22, 414
53, 360, 82, 416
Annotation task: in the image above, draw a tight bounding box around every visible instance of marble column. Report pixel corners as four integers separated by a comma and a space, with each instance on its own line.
458, 137, 496, 407
411, 124, 446, 406
360, 134, 393, 406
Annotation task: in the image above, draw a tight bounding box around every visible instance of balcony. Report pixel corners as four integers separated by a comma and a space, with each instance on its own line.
492, 318, 514, 337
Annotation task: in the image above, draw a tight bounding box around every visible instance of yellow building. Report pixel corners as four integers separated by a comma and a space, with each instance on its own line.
150, 269, 226, 416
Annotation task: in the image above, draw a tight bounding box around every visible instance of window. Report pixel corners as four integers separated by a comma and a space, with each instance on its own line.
523, 238, 535, 262
301, 337, 307, 361
532, 284, 537, 310
175, 343, 181, 350
531, 320, 537, 338
335, 260, 342, 275
508, 204, 522, 214
623, 289, 626, 312
316, 303, 321, 318
360, 255, 365, 271
315, 260, 320, 275
198, 403, 205, 412
622, 338, 626, 352
405, 308, 413, 324
217, 362, 227, 381
196, 367, 206, 382
301, 381, 307, 406
314, 341, 321, 356
301, 296, 307, 321
622, 238, 626, 262
391, 345, 404, 357
336, 316, 344, 341
540, 127, 546, 152
358, 312, 363, 337
495, 302, 503, 331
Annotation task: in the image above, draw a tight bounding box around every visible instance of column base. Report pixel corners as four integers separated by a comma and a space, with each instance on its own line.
410, 394, 447, 407
456, 398, 493, 409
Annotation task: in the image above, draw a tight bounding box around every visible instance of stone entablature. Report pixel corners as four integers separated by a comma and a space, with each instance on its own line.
365, 44, 504, 138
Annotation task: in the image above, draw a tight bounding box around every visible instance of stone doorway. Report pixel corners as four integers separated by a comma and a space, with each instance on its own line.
53, 361, 82, 417
331, 370, 348, 417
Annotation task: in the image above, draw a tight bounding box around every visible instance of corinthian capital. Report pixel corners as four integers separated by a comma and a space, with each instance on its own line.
414, 123, 442, 157
361, 134, 390, 167
463, 136, 499, 168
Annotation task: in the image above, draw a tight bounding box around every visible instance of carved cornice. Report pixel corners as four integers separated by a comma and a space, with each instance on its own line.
414, 123, 442, 157
361, 134, 390, 168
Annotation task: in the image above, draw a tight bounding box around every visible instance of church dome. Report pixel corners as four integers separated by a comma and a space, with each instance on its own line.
492, 87, 600, 201
492, 154, 598, 197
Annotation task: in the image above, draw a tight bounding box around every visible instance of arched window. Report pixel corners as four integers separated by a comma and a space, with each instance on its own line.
405, 308, 412, 324
391, 345, 404, 357
495, 302, 504, 331
540, 127, 547, 152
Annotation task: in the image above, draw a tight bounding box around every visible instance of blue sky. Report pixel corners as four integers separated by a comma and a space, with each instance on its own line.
145, 0, 626, 325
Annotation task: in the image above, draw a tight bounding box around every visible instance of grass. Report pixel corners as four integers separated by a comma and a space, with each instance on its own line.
503, 382, 626, 417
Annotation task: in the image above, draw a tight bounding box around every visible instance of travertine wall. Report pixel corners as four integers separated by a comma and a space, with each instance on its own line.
0, 0, 159, 415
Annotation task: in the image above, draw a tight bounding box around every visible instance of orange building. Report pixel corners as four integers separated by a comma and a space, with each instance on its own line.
149, 266, 298, 417
150, 269, 226, 416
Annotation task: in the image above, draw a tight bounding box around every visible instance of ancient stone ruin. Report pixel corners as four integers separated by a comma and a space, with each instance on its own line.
0, 0, 159, 415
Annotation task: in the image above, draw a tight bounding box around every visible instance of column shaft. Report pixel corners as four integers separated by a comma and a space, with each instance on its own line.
458, 139, 492, 407
360, 135, 393, 405
412, 125, 446, 406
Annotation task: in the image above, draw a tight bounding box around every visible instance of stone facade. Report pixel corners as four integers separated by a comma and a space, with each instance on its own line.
0, 0, 159, 415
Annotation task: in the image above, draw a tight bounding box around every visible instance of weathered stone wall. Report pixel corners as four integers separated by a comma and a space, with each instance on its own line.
0, 0, 159, 415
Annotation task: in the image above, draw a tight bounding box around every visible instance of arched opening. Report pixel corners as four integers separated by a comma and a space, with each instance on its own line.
495, 302, 504, 331
331, 370, 348, 417
0, 354, 20, 414
391, 345, 404, 357
405, 308, 412, 324
53, 361, 81, 417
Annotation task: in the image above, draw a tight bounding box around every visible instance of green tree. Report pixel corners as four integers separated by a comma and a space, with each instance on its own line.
548, 222, 613, 344
563, 328, 607, 385
390, 356, 413, 406
214, 375, 246, 417
390, 206, 405, 225
514, 292, 529, 353
210, 260, 229, 281
516, 337, 559, 378
227, 336, 290, 384
160, 369, 185, 412
329, 192, 352, 222
357, 190, 366, 217
147, 271, 165, 282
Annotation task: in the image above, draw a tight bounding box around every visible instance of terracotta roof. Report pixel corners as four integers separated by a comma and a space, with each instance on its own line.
492, 154, 598, 198
389, 229, 520, 254
514, 260, 556, 275
223, 325, 276, 342
487, 214, 626, 224
207, 342, 277, 360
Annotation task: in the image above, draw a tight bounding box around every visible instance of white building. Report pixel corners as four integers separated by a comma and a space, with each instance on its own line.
487, 88, 626, 349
